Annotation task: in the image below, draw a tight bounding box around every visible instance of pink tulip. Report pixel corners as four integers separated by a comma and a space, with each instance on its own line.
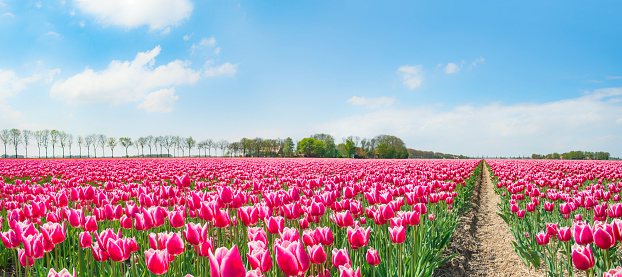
238, 206, 259, 227
18, 248, 34, 267
184, 222, 205, 246
47, 268, 76, 277
247, 246, 272, 273
168, 210, 185, 228
573, 221, 594, 245
265, 216, 285, 234
593, 221, 616, 249
558, 227, 572, 242
275, 240, 310, 276
331, 248, 351, 268
78, 232, 92, 248
209, 245, 246, 277
604, 266, 622, 277
571, 244, 595, 271
313, 227, 334, 246
366, 247, 381, 266
175, 174, 191, 188
195, 237, 214, 257
346, 225, 371, 249
145, 249, 170, 275
246, 269, 265, 277
307, 244, 327, 264
1, 230, 20, 249
41, 222, 66, 245
91, 244, 109, 262
535, 232, 549, 246
166, 232, 186, 256
388, 226, 406, 244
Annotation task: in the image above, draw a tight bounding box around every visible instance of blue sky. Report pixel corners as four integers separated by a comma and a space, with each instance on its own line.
1, 0, 621, 157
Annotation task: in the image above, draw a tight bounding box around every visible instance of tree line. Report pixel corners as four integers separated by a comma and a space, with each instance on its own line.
0, 128, 410, 159
531, 151, 611, 160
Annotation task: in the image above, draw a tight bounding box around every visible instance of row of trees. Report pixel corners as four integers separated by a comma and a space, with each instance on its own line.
1, 129, 411, 159
531, 151, 611, 160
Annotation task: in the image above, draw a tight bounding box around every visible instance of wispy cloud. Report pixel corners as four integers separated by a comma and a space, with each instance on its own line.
50, 46, 201, 111
43, 31, 63, 38
203, 60, 238, 77
347, 96, 395, 109
319, 87, 622, 157
75, 0, 193, 30
607, 76, 622, 80
397, 65, 423, 90
1, 12, 15, 18
444, 63, 460, 74
470, 57, 485, 68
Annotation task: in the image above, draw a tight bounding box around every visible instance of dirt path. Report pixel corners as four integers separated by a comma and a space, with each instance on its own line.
434, 161, 544, 277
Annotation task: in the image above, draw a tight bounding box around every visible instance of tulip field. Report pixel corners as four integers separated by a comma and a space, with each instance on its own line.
490, 160, 622, 277
0, 158, 481, 277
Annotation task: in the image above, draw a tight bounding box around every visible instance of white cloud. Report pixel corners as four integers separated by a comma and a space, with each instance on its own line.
200, 37, 216, 47
35, 2, 41, 8
191, 36, 217, 54
0, 70, 42, 124
160, 27, 171, 36
470, 57, 486, 67
444, 63, 460, 74
214, 47, 221, 55
79, 21, 85, 27
183, 34, 192, 41
137, 88, 178, 113
43, 31, 63, 38
397, 65, 424, 90
347, 96, 395, 109
203, 61, 238, 77
50, 46, 201, 110
1, 12, 15, 18
607, 76, 622, 80
74, 0, 193, 30
0, 70, 41, 99
319, 87, 622, 157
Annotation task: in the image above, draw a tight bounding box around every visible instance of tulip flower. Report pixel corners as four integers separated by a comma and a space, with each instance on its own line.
91, 244, 109, 262
573, 221, 594, 245
593, 221, 615, 249
247, 246, 272, 273
145, 249, 170, 275
331, 248, 351, 268
1, 230, 20, 249
265, 216, 285, 234
558, 227, 572, 242
313, 227, 334, 246
175, 174, 191, 188
307, 244, 327, 264
389, 226, 406, 244
535, 232, 549, 246
275, 240, 310, 276
41, 222, 67, 245
184, 222, 205, 246
571, 244, 595, 271
195, 237, 214, 257
107, 238, 128, 262
47, 268, 76, 277
246, 269, 265, 277
346, 225, 371, 249
338, 264, 362, 277
168, 210, 185, 228
166, 232, 186, 256
209, 245, 246, 277
280, 227, 300, 242
604, 267, 622, 277
79, 232, 92, 248
18, 248, 34, 267
366, 248, 381, 266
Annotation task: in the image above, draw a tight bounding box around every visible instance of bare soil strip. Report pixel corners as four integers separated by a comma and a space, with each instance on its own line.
434, 162, 544, 277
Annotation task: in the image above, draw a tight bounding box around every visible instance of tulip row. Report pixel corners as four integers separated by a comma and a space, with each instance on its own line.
0, 158, 481, 277
489, 160, 622, 277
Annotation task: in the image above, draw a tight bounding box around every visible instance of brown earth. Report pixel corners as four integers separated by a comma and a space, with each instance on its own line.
434, 162, 544, 277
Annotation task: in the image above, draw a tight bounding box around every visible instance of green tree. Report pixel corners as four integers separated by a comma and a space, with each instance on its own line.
283, 137, 295, 157
313, 139, 325, 157
297, 138, 315, 157
185, 137, 196, 157
119, 137, 132, 157
107, 137, 118, 158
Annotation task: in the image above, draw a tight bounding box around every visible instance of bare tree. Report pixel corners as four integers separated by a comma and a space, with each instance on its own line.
85, 135, 96, 158
107, 137, 117, 158
77, 136, 84, 158
59, 131, 69, 158
98, 134, 106, 157
68, 134, 74, 158
185, 137, 196, 157
9, 129, 21, 158
137, 137, 147, 157
119, 137, 132, 157
0, 129, 9, 158
218, 140, 229, 157
34, 130, 44, 158
50, 130, 60, 158
162, 136, 172, 157
41, 129, 50, 158
205, 139, 214, 157
155, 136, 163, 157
22, 130, 32, 158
